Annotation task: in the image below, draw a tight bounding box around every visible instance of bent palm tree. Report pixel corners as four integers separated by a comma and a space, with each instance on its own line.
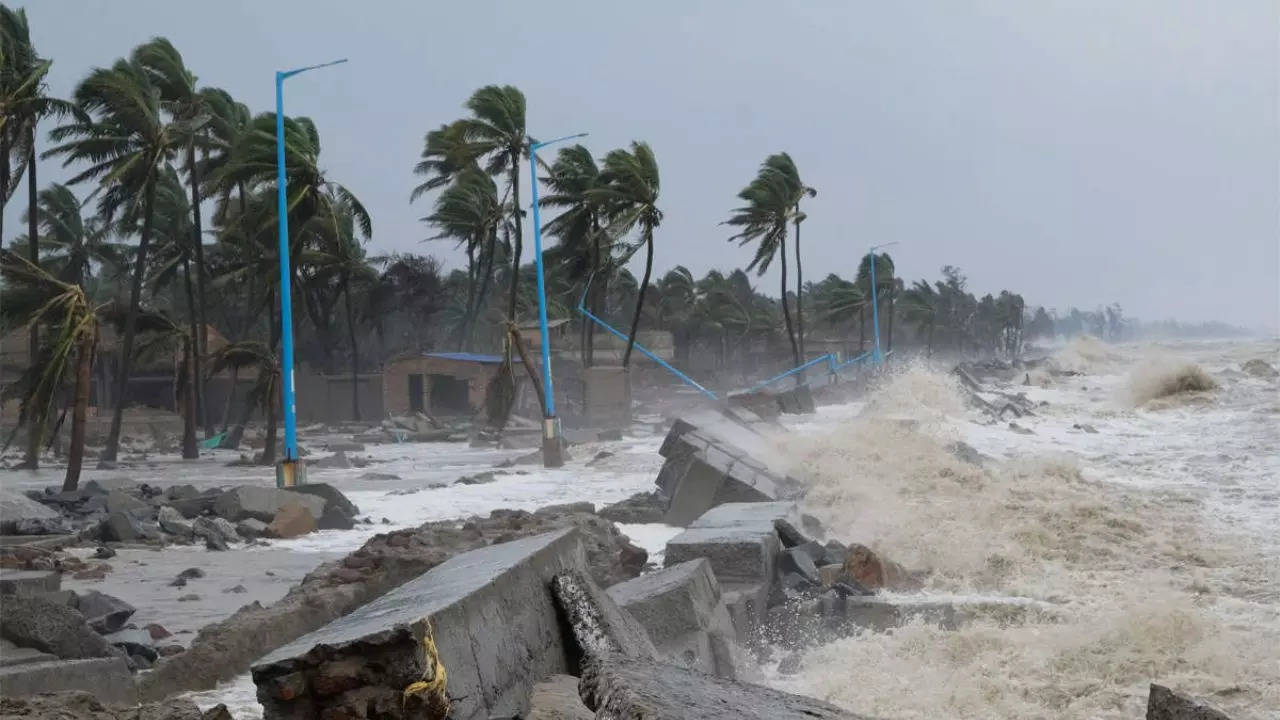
46, 55, 179, 462
423, 168, 502, 349
589, 141, 662, 368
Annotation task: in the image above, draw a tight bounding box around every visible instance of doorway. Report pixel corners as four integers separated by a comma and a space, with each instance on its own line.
429, 374, 471, 415
408, 373, 425, 414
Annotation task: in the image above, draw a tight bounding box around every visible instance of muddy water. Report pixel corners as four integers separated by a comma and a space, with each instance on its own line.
768, 339, 1279, 719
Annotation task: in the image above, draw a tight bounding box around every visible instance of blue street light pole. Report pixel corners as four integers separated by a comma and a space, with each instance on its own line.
528, 132, 587, 468
868, 241, 900, 365
274, 58, 347, 488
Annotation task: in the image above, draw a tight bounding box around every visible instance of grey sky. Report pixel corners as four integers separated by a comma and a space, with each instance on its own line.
9, 0, 1279, 332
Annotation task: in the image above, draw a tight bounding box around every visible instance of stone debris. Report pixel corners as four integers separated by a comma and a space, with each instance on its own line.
0, 595, 116, 659
0, 691, 240, 720
252, 528, 588, 720
550, 568, 657, 661
0, 660, 136, 706
0, 489, 63, 535
597, 491, 666, 524
263, 502, 317, 539
526, 674, 593, 720
1146, 683, 1235, 720
0, 569, 61, 596
72, 591, 136, 634
213, 486, 325, 524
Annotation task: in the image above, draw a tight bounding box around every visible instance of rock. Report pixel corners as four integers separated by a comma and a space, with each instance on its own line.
285, 483, 358, 519
202, 535, 227, 552
201, 703, 234, 720
0, 660, 136, 705
0, 637, 56, 667
310, 450, 351, 469
177, 567, 204, 581
158, 644, 184, 658
454, 470, 498, 485
1073, 423, 1100, 434
177, 594, 199, 602
93, 546, 116, 560
817, 563, 844, 586
358, 471, 400, 481
0, 489, 63, 536
773, 519, 809, 548
1241, 359, 1278, 379
0, 570, 61, 596
527, 674, 594, 720
598, 491, 667, 524
264, 502, 317, 539
103, 628, 158, 662
145, 624, 171, 640
1008, 422, 1035, 435
821, 540, 847, 566
315, 505, 355, 531
235, 518, 269, 539
779, 546, 821, 585
618, 540, 648, 577
213, 486, 325, 524
550, 568, 657, 660
223, 585, 247, 594
98, 512, 144, 543
608, 558, 741, 680
0, 595, 116, 659
578, 654, 866, 719
192, 517, 239, 550
1146, 683, 1234, 719
104, 491, 149, 519
157, 506, 194, 540
251, 529, 589, 720
167, 484, 201, 501
75, 591, 136, 634
72, 566, 109, 581
840, 543, 912, 591
13, 516, 69, 535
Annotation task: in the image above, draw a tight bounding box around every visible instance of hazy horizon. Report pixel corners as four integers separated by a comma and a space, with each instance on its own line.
5, 1, 1277, 333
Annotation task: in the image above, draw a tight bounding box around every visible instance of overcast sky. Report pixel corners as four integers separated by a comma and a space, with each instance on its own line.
8, 0, 1279, 332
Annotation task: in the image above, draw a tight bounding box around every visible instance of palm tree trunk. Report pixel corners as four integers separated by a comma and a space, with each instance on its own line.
858, 305, 866, 352
506, 156, 522, 322
344, 281, 360, 421
473, 227, 497, 338
794, 215, 805, 364
103, 173, 158, 462
461, 242, 476, 349
586, 228, 602, 368
186, 141, 211, 436
0, 130, 8, 240
262, 304, 281, 466
180, 339, 197, 460
24, 135, 40, 469
778, 235, 800, 368
220, 365, 238, 433
622, 231, 654, 368
63, 329, 94, 492
887, 284, 895, 352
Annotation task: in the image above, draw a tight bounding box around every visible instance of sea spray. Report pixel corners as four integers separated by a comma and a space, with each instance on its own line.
1127, 361, 1218, 406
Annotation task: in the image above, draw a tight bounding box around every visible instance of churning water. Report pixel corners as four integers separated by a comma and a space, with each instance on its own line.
767, 339, 1280, 719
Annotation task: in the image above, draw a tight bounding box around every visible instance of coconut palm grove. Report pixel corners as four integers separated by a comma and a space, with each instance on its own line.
0, 7, 1192, 487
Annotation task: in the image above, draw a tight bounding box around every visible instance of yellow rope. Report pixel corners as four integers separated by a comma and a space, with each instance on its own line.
403, 618, 449, 717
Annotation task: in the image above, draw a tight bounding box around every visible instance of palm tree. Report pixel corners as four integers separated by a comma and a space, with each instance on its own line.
423, 168, 502, 349
791, 174, 816, 363
589, 141, 662, 368
311, 195, 377, 419
133, 37, 214, 434
196, 87, 251, 220
46, 56, 180, 463
2, 6, 78, 467
17, 182, 121, 288
856, 251, 895, 355
0, 249, 99, 490
540, 144, 609, 366
901, 279, 939, 356
208, 340, 277, 459
127, 307, 198, 459
725, 152, 809, 368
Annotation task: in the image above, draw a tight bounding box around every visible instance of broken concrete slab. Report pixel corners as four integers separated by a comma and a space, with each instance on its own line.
0, 658, 136, 705
0, 490, 62, 535
551, 569, 657, 660
527, 674, 593, 720
252, 528, 588, 720
607, 558, 740, 679
0, 637, 55, 667
1146, 683, 1234, 720
578, 654, 867, 719
0, 595, 116, 659
75, 590, 136, 634
0, 570, 61, 596
285, 483, 358, 519
773, 383, 817, 415
213, 486, 325, 524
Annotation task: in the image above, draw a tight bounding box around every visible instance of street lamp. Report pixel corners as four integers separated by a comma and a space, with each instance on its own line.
868, 241, 900, 365
274, 58, 347, 488
528, 132, 588, 468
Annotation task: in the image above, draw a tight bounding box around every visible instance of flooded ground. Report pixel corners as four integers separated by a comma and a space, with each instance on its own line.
6, 338, 1276, 718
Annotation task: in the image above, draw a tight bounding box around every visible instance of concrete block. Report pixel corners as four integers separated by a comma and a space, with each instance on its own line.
213, 486, 325, 523
527, 674, 593, 720
252, 528, 587, 720
0, 594, 116, 659
551, 569, 656, 660
286, 483, 358, 519
1147, 683, 1234, 720
774, 384, 816, 415
0, 569, 61, 596
76, 590, 136, 634
607, 559, 740, 679
665, 527, 780, 587
578, 654, 866, 720
0, 657, 136, 704
0, 638, 55, 667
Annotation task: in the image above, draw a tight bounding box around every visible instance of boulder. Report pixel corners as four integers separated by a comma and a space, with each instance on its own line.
0, 489, 63, 535
0, 595, 116, 659
104, 491, 149, 519
840, 543, 915, 591
102, 628, 158, 662
235, 518, 268, 539
0, 570, 61, 597
0, 637, 56, 668
166, 484, 201, 501
598, 491, 667, 524
286, 483, 358, 519
75, 591, 136, 634
264, 502, 317, 539
156, 506, 194, 541
607, 558, 740, 679
98, 512, 144, 543
550, 568, 657, 660
192, 517, 240, 550
779, 546, 821, 585
578, 654, 867, 719
13, 516, 68, 535
251, 528, 589, 720
1146, 683, 1234, 720
213, 486, 324, 524
527, 674, 593, 720
316, 505, 355, 531
0, 660, 136, 705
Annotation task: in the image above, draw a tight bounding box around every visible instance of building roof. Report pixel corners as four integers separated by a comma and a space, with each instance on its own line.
422, 351, 505, 364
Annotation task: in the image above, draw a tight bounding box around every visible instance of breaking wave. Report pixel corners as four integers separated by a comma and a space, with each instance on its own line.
1127, 362, 1217, 407
1050, 334, 1127, 374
